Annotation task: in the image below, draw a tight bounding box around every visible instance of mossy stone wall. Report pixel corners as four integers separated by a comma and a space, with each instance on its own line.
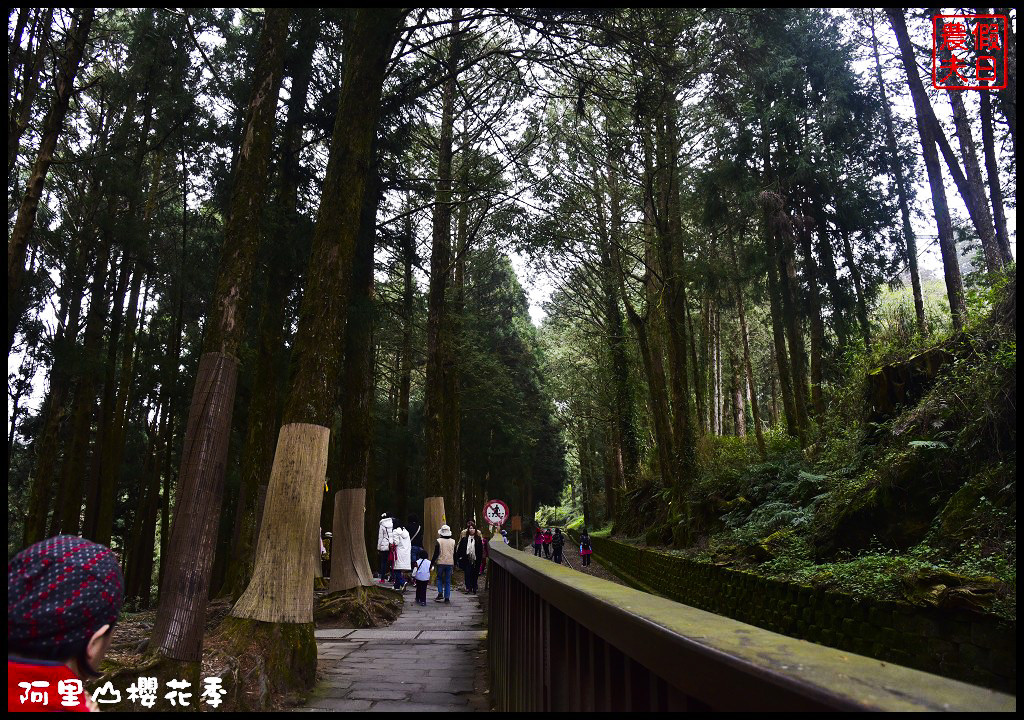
582, 535, 1014, 693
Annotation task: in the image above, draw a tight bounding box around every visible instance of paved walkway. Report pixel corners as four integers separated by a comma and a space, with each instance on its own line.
299, 583, 489, 712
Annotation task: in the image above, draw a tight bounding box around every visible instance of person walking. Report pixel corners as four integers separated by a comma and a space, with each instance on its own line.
376, 513, 394, 583
431, 524, 456, 603
580, 528, 593, 567
8, 536, 124, 712
542, 528, 553, 558
552, 527, 565, 564
412, 549, 431, 606
392, 521, 412, 590
455, 525, 484, 594
459, 519, 478, 540
533, 527, 544, 556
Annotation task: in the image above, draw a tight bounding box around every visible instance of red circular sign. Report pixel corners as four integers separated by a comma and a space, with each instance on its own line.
483, 499, 509, 526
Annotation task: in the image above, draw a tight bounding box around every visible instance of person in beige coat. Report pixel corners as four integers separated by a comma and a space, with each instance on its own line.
431, 525, 456, 603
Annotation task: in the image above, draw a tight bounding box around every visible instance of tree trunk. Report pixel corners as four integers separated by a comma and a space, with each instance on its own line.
730, 343, 745, 437
8, 8, 54, 182
124, 417, 160, 607
765, 236, 798, 439
222, 14, 318, 600
151, 8, 290, 666
870, 10, 925, 332
795, 214, 825, 417
22, 240, 86, 545
225, 10, 402, 701
424, 9, 462, 528
655, 103, 696, 495
935, 14, 1004, 273
54, 236, 113, 535
839, 228, 872, 350
8, 9, 94, 354
980, 87, 1013, 265
995, 7, 1016, 154
888, 8, 966, 329
329, 488, 375, 591
777, 211, 811, 440
815, 222, 851, 350
727, 234, 766, 457
686, 298, 705, 438
328, 158, 382, 591
394, 214, 415, 522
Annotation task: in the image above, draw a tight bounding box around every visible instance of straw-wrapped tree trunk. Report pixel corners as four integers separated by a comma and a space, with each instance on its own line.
148, 8, 290, 676
219, 10, 403, 707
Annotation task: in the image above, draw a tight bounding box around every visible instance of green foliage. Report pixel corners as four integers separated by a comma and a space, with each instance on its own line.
619, 271, 1017, 620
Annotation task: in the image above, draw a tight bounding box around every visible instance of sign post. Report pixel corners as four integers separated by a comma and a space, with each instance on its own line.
483, 499, 509, 537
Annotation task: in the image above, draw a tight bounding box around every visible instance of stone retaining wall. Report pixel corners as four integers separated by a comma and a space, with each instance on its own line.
580, 534, 1015, 693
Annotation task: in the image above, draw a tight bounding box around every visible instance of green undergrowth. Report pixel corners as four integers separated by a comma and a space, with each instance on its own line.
618, 268, 1016, 620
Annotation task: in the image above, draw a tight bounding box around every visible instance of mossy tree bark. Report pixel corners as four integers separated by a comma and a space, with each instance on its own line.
150, 8, 290, 666
654, 100, 697, 497
8, 8, 93, 354
602, 150, 640, 491
225, 8, 403, 698
424, 9, 462, 525
394, 214, 415, 522
222, 11, 319, 601
327, 153, 381, 591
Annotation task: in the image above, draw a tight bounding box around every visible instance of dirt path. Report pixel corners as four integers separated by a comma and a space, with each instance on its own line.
515, 537, 626, 587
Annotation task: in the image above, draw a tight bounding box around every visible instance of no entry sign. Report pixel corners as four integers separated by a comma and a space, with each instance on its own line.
483, 499, 509, 526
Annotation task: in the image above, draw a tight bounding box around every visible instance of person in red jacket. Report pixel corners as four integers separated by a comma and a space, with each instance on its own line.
533, 527, 544, 556
542, 528, 553, 558
8, 535, 124, 712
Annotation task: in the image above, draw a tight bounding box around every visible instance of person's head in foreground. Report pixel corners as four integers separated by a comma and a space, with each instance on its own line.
8, 535, 124, 711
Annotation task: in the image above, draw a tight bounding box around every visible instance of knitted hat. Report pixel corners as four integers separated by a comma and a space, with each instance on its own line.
439, 524, 452, 538
8, 535, 123, 660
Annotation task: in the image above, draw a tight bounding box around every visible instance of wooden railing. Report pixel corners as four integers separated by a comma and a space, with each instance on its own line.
486, 540, 1016, 712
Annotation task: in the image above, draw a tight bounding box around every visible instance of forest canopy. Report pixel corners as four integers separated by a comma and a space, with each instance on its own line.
6, 6, 1016, 705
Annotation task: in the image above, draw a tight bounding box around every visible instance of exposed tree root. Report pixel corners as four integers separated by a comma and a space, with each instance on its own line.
314, 584, 403, 628
206, 616, 317, 711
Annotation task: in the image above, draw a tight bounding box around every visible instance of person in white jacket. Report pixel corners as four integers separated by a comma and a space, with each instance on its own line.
376, 513, 393, 583
391, 522, 412, 591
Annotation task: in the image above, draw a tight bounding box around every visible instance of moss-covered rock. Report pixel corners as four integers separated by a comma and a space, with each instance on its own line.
898, 568, 1002, 613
